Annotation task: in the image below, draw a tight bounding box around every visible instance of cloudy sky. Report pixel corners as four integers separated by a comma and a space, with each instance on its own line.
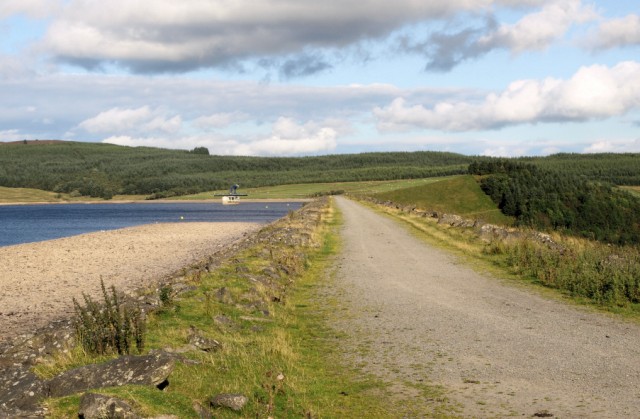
1, 0, 639, 156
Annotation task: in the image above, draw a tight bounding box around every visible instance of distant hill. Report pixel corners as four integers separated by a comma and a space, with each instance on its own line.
0, 139, 67, 146
0, 141, 470, 199
2, 140, 639, 200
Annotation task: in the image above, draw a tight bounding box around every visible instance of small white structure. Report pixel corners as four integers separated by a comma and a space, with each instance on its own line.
215, 183, 247, 204
222, 195, 241, 205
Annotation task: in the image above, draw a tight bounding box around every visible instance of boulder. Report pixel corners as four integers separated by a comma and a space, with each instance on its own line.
209, 393, 248, 412
187, 327, 221, 352
47, 352, 175, 398
78, 393, 140, 419
438, 214, 465, 226
192, 401, 212, 419
0, 365, 46, 413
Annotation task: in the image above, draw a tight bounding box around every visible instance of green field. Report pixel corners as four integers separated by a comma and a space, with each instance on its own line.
0, 186, 65, 203
179, 177, 453, 200
0, 186, 146, 204
374, 175, 514, 226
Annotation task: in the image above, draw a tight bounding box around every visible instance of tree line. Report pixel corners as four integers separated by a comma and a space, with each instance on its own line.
469, 160, 640, 245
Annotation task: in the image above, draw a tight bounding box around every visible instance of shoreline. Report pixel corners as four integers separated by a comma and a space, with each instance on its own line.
0, 221, 261, 344
0, 198, 312, 206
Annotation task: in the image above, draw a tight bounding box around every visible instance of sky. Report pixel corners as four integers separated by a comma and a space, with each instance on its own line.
0, 0, 639, 157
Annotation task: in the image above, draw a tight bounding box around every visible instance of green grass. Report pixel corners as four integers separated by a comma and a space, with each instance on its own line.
0, 186, 68, 203
174, 177, 452, 200
373, 175, 514, 226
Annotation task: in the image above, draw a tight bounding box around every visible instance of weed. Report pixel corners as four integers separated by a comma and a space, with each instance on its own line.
159, 284, 173, 307
72, 279, 146, 355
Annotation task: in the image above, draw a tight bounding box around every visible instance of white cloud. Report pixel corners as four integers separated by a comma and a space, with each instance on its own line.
479, 0, 596, 52
482, 146, 530, 157
583, 138, 640, 153
0, 0, 61, 19
193, 112, 249, 130
374, 61, 640, 132
78, 106, 152, 133
0, 129, 23, 141
0, 55, 35, 80
398, 0, 596, 71
38, 0, 561, 74
103, 117, 338, 156
587, 14, 640, 50
233, 117, 338, 156
77, 106, 182, 135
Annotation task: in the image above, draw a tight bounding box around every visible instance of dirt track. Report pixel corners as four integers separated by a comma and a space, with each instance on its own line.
333, 197, 640, 418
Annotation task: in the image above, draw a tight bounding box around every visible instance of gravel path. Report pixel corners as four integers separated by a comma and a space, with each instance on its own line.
332, 197, 640, 418
0, 222, 260, 343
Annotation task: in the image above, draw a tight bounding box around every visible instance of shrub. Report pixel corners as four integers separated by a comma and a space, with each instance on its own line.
72, 280, 146, 355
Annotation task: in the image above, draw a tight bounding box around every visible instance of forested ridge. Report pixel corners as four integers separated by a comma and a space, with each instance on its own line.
520, 153, 640, 186
469, 160, 640, 245
0, 141, 469, 198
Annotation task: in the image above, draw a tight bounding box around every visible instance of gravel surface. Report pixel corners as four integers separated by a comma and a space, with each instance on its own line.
0, 222, 260, 343
332, 197, 640, 418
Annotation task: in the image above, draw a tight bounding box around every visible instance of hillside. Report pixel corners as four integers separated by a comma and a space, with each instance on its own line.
373, 175, 514, 226
0, 141, 469, 199
2, 141, 640, 201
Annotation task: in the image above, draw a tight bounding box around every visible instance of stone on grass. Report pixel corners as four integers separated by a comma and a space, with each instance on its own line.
187, 327, 221, 352
47, 352, 175, 398
209, 393, 248, 412
78, 393, 140, 419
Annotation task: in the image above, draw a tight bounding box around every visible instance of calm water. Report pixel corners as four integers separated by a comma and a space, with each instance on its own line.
0, 201, 302, 247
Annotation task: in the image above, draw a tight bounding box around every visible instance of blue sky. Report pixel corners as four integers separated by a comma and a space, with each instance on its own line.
1, 0, 639, 156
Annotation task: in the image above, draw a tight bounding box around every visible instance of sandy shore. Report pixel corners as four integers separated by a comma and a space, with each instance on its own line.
0, 222, 261, 343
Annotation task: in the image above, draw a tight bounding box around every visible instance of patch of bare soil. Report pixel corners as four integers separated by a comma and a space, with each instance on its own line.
0, 222, 260, 343
332, 197, 640, 418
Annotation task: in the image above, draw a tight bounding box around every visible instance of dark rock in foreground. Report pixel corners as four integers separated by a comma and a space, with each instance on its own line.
47, 352, 175, 398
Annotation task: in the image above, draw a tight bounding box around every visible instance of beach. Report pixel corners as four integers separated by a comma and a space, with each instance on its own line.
0, 222, 261, 343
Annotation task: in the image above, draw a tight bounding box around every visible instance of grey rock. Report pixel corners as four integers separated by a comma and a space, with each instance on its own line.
187, 327, 221, 352
213, 315, 235, 328
78, 393, 140, 419
215, 287, 234, 305
0, 365, 46, 412
47, 352, 175, 398
192, 401, 212, 419
438, 213, 464, 226
209, 393, 248, 412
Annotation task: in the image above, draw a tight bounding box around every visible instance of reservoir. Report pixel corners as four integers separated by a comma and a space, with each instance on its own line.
0, 201, 302, 247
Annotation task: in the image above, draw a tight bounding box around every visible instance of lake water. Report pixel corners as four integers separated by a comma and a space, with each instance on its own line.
0, 201, 302, 247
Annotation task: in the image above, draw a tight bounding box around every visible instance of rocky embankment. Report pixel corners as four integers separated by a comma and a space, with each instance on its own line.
358, 195, 562, 250
0, 198, 327, 418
